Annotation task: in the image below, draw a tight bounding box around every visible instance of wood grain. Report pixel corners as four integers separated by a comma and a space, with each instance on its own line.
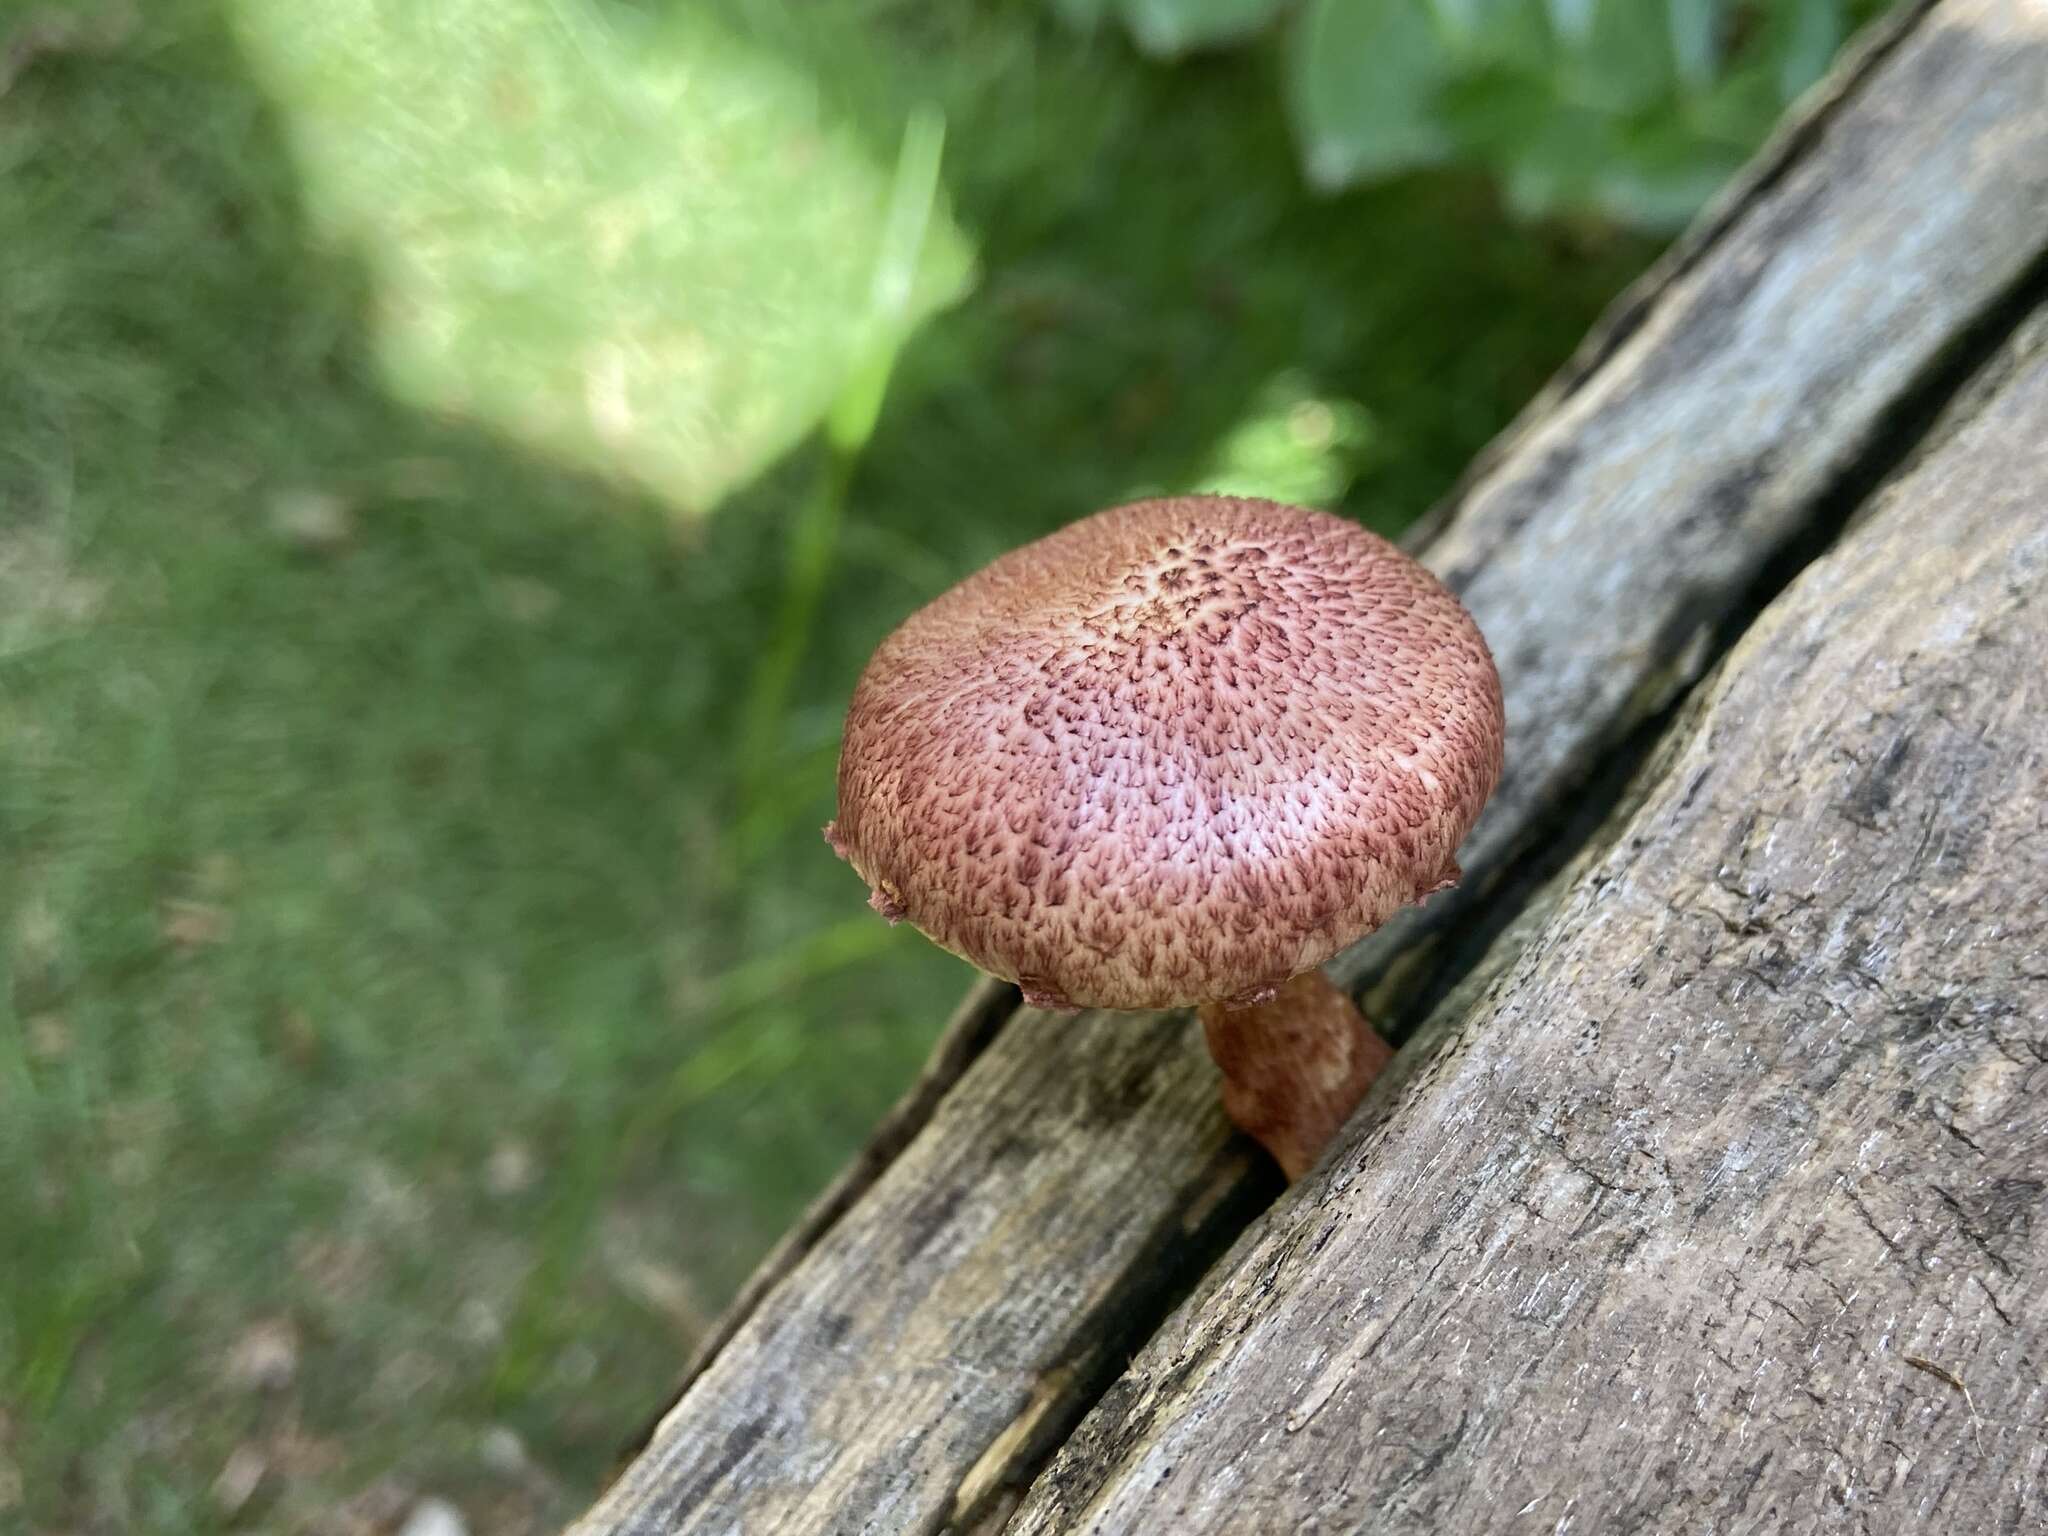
1007, 312, 2048, 1536
576, 5, 2048, 1531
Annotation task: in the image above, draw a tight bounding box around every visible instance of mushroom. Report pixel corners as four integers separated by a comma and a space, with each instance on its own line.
826, 495, 1503, 1179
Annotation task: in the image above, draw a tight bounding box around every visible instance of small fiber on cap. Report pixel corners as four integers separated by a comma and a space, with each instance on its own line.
827, 496, 1504, 1011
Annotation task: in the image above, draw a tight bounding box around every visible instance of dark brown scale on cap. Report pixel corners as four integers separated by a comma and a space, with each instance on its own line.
826, 495, 1504, 1012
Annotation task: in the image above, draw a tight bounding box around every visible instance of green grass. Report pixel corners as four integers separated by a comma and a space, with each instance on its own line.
0, 1, 1653, 1529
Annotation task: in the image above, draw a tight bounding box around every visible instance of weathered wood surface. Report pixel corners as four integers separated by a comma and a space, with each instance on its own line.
576, 4, 2048, 1531
1008, 315, 2048, 1535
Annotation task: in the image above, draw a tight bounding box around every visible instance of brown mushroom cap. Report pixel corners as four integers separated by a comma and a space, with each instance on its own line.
827, 495, 1504, 1011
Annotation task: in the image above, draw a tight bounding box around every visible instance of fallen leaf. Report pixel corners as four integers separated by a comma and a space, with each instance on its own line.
268, 488, 356, 555
478, 1425, 529, 1478
398, 1497, 469, 1536
211, 1443, 267, 1519
485, 1140, 538, 1198
610, 1256, 711, 1340
224, 1315, 300, 1393
455, 1297, 503, 1349
162, 899, 232, 950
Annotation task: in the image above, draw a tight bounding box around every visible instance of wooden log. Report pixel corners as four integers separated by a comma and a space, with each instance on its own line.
576, 4, 2048, 1530
1006, 311, 2048, 1535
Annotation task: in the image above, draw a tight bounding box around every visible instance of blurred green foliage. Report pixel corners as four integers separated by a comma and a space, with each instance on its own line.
230, 0, 973, 518
1063, 0, 1891, 227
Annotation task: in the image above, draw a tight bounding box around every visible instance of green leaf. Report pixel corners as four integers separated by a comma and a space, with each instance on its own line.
1449, 83, 1616, 219
1117, 0, 1289, 56
1434, 67, 1561, 162
1665, 0, 1726, 90
1587, 116, 1746, 228
1773, 0, 1846, 100
1439, 68, 1728, 230
1681, 48, 1796, 147
228, 0, 974, 519
1049, 0, 1873, 234
1188, 373, 1380, 506
1544, 0, 1599, 47
1049, 0, 1117, 30
1558, 0, 1680, 115
1286, 0, 1457, 190
1429, 0, 1554, 74
827, 104, 951, 457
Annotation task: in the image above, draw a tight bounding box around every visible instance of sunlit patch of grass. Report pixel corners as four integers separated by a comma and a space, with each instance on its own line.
1185, 371, 1383, 508
228, 0, 974, 518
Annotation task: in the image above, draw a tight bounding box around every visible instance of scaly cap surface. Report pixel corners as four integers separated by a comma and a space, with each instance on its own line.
827, 496, 1504, 1010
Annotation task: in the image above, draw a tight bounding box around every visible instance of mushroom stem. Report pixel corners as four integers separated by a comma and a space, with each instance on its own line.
1197, 969, 1393, 1182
